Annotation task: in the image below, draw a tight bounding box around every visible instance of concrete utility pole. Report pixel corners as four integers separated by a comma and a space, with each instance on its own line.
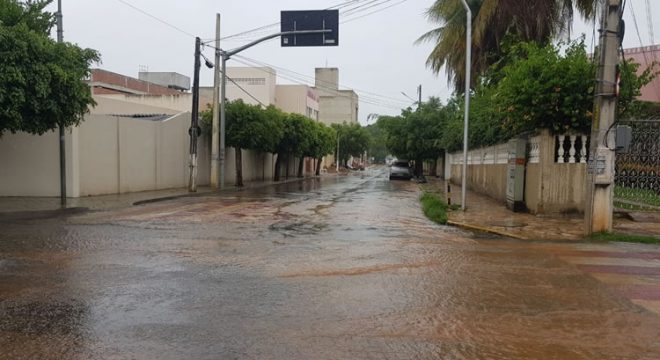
417, 84, 422, 106
211, 14, 221, 189
459, 0, 472, 211
585, 0, 621, 235
57, 0, 66, 206
188, 37, 202, 192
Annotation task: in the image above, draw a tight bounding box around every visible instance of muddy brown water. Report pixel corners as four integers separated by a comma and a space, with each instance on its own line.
1, 170, 659, 359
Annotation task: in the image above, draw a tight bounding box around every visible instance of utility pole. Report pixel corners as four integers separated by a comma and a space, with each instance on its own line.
585, 0, 621, 234
188, 37, 201, 192
57, 0, 66, 207
459, 0, 472, 211
417, 84, 422, 106
211, 14, 221, 189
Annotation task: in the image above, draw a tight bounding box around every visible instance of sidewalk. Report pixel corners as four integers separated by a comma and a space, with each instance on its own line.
0, 175, 316, 214
424, 178, 660, 241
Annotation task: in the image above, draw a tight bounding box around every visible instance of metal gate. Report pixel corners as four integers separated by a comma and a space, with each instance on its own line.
614, 119, 660, 211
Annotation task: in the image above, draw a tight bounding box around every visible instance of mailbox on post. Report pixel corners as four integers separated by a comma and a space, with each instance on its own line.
506, 138, 527, 212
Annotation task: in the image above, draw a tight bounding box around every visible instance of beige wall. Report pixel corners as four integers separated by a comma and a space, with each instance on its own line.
225, 67, 277, 106
97, 94, 193, 113
449, 131, 588, 214
276, 85, 320, 120
0, 128, 78, 197
318, 91, 359, 125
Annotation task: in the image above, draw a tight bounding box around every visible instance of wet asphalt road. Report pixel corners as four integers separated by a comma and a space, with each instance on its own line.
1, 169, 659, 359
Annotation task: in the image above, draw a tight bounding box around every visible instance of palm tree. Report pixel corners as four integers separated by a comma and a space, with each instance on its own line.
418, 0, 599, 90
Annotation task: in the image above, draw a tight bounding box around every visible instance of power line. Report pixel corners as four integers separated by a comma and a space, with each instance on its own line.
112, 0, 196, 38
225, 75, 268, 107
230, 56, 407, 110
218, 0, 369, 42
234, 54, 413, 106
341, 0, 409, 24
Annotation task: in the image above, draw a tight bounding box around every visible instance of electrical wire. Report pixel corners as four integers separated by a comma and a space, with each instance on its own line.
224, 75, 268, 107
234, 54, 415, 106
230, 56, 408, 111
217, 0, 369, 42
111, 0, 196, 38
341, 0, 409, 24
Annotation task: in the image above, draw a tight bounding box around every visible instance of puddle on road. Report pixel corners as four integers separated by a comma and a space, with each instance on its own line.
1, 172, 659, 359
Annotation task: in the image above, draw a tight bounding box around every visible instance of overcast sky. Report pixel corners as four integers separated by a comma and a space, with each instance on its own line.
48, 0, 659, 124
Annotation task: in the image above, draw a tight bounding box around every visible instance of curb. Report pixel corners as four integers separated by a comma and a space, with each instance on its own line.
446, 219, 529, 240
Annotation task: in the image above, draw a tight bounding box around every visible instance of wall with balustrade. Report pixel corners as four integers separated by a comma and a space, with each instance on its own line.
447, 130, 590, 214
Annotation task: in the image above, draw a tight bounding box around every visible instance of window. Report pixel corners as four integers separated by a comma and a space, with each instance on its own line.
231, 77, 266, 86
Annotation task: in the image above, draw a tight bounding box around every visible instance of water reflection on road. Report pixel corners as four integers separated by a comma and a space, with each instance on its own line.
1, 169, 659, 359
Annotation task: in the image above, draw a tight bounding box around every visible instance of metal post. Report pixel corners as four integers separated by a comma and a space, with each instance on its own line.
217, 29, 331, 188
460, 0, 472, 211
219, 54, 227, 189
336, 134, 340, 172
188, 37, 201, 192
211, 14, 221, 189
585, 0, 620, 234
57, 0, 66, 207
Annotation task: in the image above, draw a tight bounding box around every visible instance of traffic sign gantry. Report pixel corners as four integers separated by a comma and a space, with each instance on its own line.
281, 10, 339, 47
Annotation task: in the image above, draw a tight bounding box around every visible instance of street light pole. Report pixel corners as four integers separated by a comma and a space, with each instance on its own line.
459, 0, 472, 211
211, 14, 221, 189
57, 0, 66, 207
218, 29, 331, 186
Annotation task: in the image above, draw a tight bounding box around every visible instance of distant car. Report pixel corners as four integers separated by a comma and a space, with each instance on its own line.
389, 160, 412, 180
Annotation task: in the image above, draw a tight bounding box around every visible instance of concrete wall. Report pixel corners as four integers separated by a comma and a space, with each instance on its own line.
448, 131, 588, 214
276, 85, 320, 120
225, 67, 277, 106
0, 128, 78, 197
77, 112, 195, 196
97, 94, 193, 113
318, 92, 359, 125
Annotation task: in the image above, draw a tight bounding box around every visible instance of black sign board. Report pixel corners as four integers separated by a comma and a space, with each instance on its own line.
280, 10, 339, 47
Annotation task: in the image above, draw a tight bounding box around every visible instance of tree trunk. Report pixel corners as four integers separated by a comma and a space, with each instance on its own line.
430, 158, 438, 177
274, 153, 282, 181
297, 156, 304, 178
235, 147, 243, 187
415, 158, 423, 177
315, 157, 322, 176
285, 154, 290, 179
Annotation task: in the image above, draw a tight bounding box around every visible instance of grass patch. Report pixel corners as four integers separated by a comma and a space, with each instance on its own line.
614, 186, 660, 207
420, 192, 449, 225
590, 232, 660, 244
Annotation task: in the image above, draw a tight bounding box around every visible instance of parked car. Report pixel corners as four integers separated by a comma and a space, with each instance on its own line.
389, 160, 412, 180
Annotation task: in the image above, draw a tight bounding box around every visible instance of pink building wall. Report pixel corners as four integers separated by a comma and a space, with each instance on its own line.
624, 45, 660, 103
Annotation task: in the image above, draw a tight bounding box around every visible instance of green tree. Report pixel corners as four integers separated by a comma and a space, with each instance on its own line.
306, 121, 336, 176
365, 122, 388, 163
418, 0, 597, 90
274, 113, 312, 181
201, 100, 283, 187
0, 0, 99, 135
331, 122, 370, 167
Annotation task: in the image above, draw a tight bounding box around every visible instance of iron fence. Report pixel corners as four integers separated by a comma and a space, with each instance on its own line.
614, 118, 660, 212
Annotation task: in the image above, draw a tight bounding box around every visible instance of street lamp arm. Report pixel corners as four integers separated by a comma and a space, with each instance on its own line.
225, 29, 332, 58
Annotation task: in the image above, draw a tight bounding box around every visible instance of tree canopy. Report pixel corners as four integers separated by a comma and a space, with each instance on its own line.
0, 0, 100, 135
331, 122, 370, 166
418, 0, 598, 90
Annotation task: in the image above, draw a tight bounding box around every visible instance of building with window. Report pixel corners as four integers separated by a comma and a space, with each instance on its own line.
313, 67, 359, 125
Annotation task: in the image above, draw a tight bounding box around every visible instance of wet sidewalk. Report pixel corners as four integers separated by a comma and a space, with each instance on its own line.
0, 175, 317, 214
424, 178, 660, 241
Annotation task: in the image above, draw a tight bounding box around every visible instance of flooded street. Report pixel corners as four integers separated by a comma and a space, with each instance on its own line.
1, 169, 659, 359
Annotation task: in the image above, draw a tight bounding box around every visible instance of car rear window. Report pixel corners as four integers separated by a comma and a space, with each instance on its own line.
393, 161, 409, 167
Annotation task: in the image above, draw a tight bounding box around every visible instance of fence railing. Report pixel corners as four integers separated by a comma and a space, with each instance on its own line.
614, 119, 660, 212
